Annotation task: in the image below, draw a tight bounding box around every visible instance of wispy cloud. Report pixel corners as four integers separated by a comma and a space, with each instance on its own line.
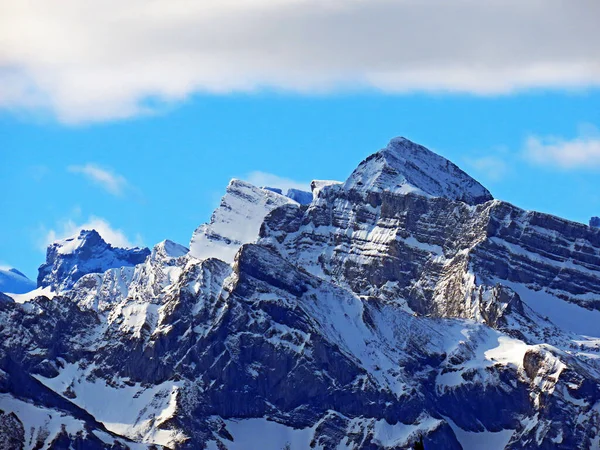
28, 165, 50, 182
38, 216, 143, 251
524, 125, 600, 169
465, 155, 509, 182
0, 0, 599, 122
245, 171, 310, 193
68, 163, 128, 196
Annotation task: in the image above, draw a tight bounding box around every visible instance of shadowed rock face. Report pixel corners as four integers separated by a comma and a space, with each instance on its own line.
261, 176, 600, 320
37, 229, 150, 292
591, 216, 600, 228
1, 138, 600, 449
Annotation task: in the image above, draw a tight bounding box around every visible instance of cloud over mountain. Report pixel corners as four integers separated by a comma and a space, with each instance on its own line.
1, 0, 599, 122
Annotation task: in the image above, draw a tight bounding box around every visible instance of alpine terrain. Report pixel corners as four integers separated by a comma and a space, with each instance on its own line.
1, 137, 599, 449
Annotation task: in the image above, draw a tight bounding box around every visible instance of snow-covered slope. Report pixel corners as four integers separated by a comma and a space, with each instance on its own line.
0, 267, 35, 294
286, 188, 313, 204
1, 137, 599, 449
344, 137, 493, 205
37, 229, 150, 292
189, 179, 297, 264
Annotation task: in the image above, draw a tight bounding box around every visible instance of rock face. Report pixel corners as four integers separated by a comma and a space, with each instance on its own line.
1, 137, 600, 449
261, 184, 600, 332
0, 268, 35, 294
37, 229, 150, 292
591, 216, 600, 228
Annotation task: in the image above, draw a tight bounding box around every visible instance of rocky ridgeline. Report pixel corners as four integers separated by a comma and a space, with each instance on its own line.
37, 229, 150, 292
0, 138, 599, 449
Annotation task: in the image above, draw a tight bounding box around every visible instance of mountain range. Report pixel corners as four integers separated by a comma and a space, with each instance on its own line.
1, 137, 599, 449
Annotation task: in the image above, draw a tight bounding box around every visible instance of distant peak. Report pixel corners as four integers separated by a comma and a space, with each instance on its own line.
344, 137, 493, 205
38, 229, 150, 291
153, 240, 189, 259
0, 267, 35, 294
263, 186, 283, 195
230, 178, 313, 205
51, 229, 105, 255
285, 188, 312, 205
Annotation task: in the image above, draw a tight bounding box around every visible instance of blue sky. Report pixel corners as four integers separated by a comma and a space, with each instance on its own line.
1, 1, 600, 279
2, 90, 600, 279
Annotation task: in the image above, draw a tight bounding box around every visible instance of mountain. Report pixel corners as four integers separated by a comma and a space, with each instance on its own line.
189, 179, 298, 264
37, 229, 151, 292
343, 137, 493, 205
285, 188, 313, 205
1, 137, 599, 449
0, 268, 35, 294
591, 216, 600, 228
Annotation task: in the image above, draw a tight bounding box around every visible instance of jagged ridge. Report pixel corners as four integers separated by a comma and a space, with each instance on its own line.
37, 229, 151, 292
1, 137, 599, 449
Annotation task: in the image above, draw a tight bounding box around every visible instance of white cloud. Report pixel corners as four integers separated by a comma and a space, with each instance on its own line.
245, 171, 310, 193
466, 156, 509, 182
39, 216, 142, 250
1, 0, 599, 123
524, 126, 600, 169
28, 165, 50, 182
68, 164, 127, 195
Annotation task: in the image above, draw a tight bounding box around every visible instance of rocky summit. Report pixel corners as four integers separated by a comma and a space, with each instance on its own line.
1, 137, 599, 450
37, 229, 151, 292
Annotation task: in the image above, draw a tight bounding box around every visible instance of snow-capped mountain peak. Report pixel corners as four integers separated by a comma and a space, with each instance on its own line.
53, 229, 102, 254
189, 179, 298, 264
152, 239, 189, 260
37, 229, 150, 292
344, 137, 493, 205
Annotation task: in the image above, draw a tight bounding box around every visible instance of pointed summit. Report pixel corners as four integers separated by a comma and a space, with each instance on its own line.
152, 239, 189, 260
344, 137, 493, 205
